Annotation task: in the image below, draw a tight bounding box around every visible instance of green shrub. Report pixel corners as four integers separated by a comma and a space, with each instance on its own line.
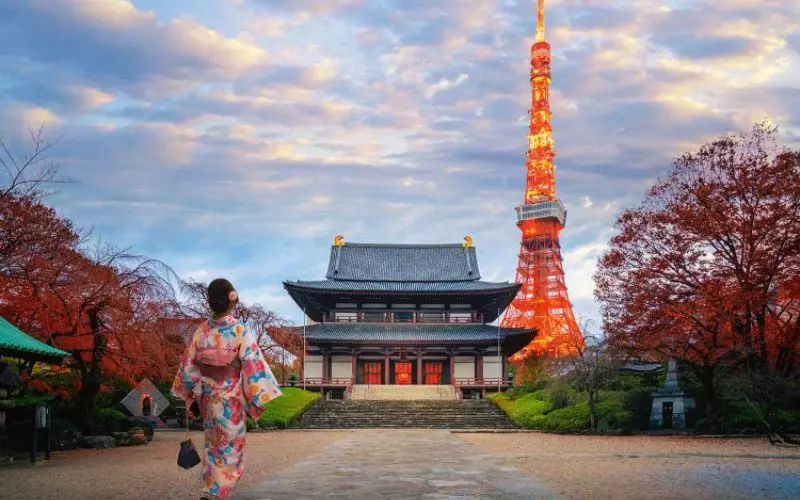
722, 400, 764, 431
488, 392, 515, 416
597, 390, 627, 403
96, 408, 128, 421
549, 381, 571, 410
719, 400, 800, 433
623, 390, 654, 430
491, 390, 632, 431
596, 399, 633, 430
51, 418, 82, 451
256, 388, 320, 429
511, 396, 552, 428
489, 391, 553, 428
94, 384, 133, 413
529, 389, 549, 401
606, 372, 662, 392
11, 393, 54, 407
94, 408, 136, 433
542, 404, 589, 431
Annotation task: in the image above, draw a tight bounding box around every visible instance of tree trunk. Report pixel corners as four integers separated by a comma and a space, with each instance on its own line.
76, 308, 104, 432
700, 364, 718, 429
588, 390, 597, 430
755, 306, 769, 368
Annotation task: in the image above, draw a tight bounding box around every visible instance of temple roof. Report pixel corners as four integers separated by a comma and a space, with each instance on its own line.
284, 241, 521, 323
283, 280, 520, 323
326, 243, 481, 281
0, 315, 69, 363
284, 280, 518, 293
293, 323, 536, 355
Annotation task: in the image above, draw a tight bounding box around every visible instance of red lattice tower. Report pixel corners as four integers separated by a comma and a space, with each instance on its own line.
501, 0, 584, 359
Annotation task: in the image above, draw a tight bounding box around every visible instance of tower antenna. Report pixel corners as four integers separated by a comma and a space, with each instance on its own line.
536, 0, 545, 42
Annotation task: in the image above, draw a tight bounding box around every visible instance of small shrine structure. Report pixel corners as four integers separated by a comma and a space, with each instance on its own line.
650, 359, 696, 429
121, 378, 169, 419
0, 315, 69, 462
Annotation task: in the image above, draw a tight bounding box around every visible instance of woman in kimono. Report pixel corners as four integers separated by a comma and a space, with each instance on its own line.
172, 278, 282, 500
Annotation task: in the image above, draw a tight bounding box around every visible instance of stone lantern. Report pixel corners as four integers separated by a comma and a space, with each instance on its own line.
650, 359, 696, 429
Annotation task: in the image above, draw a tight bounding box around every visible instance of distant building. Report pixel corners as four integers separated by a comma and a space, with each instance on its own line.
283, 237, 536, 398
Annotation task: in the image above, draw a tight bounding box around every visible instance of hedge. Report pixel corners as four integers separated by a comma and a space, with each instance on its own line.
490, 390, 633, 431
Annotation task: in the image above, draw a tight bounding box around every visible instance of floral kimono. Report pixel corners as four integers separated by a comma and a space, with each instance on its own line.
172, 315, 282, 499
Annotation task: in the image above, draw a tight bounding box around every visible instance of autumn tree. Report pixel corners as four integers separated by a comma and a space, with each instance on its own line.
0, 130, 190, 426
1, 126, 66, 204
595, 123, 800, 423
1, 127, 82, 289
1, 232, 181, 427
557, 324, 618, 430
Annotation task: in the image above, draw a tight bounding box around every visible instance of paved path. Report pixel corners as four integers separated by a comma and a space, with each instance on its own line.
235, 430, 555, 499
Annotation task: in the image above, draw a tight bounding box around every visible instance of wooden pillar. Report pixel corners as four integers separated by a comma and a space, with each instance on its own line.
384, 351, 390, 385
321, 351, 328, 383
417, 350, 424, 385
478, 352, 486, 397
351, 351, 357, 384
30, 406, 37, 463
499, 352, 505, 385
449, 351, 456, 385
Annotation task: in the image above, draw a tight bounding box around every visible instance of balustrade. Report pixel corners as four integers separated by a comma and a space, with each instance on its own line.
326, 311, 483, 324
453, 377, 508, 387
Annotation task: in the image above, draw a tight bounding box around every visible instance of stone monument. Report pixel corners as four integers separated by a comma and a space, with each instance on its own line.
650, 359, 695, 429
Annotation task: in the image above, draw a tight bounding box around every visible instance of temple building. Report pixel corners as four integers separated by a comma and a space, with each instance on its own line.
283, 236, 536, 398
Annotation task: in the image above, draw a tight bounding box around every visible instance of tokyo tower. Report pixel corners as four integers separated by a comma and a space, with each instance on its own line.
501, 0, 583, 359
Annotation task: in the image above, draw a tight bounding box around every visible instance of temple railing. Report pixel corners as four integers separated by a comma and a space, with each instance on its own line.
325, 311, 483, 324
453, 377, 509, 388
300, 377, 352, 387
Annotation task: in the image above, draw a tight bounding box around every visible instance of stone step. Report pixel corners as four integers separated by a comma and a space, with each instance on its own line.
348, 384, 458, 401
292, 399, 516, 430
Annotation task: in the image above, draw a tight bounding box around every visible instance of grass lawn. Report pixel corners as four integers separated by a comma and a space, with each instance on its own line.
255, 388, 320, 429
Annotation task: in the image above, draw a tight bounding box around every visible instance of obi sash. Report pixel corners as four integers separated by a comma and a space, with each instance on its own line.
195, 347, 241, 383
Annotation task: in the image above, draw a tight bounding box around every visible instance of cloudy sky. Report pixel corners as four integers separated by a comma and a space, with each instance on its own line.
2, 0, 799, 327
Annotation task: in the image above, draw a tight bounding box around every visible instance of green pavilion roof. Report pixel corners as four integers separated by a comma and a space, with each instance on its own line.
0, 315, 69, 363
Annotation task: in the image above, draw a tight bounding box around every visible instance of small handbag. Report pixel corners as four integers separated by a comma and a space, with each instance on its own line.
177, 407, 201, 469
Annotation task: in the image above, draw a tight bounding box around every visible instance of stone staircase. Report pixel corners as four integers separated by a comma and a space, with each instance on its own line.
291, 399, 517, 429
348, 384, 458, 401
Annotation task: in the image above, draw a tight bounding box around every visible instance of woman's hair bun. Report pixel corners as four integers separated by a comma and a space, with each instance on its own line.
208, 278, 235, 314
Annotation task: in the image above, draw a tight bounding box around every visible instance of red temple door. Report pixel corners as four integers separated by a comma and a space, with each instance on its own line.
424, 361, 443, 384
394, 362, 412, 385
364, 362, 382, 384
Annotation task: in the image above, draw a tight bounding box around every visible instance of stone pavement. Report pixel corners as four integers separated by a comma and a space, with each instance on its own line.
235, 429, 556, 499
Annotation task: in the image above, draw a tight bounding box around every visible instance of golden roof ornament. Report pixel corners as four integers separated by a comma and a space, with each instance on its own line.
334, 235, 345, 246
463, 236, 474, 248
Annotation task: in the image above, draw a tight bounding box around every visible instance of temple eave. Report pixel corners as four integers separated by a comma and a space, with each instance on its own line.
283, 280, 521, 294
285, 325, 536, 357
